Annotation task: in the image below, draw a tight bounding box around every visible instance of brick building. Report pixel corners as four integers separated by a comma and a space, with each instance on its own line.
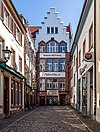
30, 7, 72, 106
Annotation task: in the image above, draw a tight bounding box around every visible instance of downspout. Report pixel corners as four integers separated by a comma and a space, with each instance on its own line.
94, 0, 96, 116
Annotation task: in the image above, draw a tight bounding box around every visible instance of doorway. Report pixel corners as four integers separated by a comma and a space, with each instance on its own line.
4, 76, 9, 115
40, 96, 45, 106
60, 95, 65, 105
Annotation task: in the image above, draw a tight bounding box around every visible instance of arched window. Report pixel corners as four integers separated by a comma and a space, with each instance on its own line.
47, 41, 58, 52
60, 42, 66, 52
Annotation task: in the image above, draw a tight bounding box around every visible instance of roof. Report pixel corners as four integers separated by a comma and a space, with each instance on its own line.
29, 26, 40, 33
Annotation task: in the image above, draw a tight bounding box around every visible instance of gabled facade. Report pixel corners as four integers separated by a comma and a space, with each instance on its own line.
30, 7, 71, 106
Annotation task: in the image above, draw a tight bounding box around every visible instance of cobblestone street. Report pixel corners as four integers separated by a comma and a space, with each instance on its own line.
0, 106, 92, 132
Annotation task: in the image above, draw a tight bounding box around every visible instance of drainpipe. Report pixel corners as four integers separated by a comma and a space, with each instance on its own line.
94, 0, 96, 117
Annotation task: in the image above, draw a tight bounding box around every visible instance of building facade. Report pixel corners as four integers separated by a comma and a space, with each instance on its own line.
0, 0, 36, 119
30, 7, 71, 106
70, 0, 95, 118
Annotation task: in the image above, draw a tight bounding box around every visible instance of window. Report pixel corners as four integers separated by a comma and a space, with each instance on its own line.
55, 27, 58, 34
83, 40, 86, 58
74, 55, 75, 66
40, 44, 45, 52
47, 41, 58, 52
47, 79, 52, 89
60, 59, 65, 71
51, 27, 54, 34
4, 10, 9, 26
47, 27, 50, 34
53, 60, 58, 71
15, 82, 19, 105
11, 80, 15, 105
16, 28, 19, 41
40, 79, 45, 91
19, 83, 22, 105
89, 24, 93, 49
60, 42, 66, 52
0, 41, 2, 58
53, 79, 58, 89
74, 74, 75, 86
11, 48, 15, 67
79, 50, 81, 66
47, 59, 52, 71
19, 56, 22, 72
10, 17, 13, 33
40, 59, 45, 71
60, 79, 65, 91
76, 57, 78, 71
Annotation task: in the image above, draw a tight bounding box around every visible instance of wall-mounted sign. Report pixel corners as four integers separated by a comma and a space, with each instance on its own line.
84, 52, 94, 62
40, 72, 65, 77
47, 90, 58, 96
40, 53, 65, 58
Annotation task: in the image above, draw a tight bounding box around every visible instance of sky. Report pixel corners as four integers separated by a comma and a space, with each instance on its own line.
12, 0, 84, 37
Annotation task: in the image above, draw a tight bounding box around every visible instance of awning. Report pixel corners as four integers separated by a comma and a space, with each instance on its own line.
0, 63, 26, 80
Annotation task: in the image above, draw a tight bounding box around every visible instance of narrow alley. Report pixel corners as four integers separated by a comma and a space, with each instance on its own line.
0, 106, 91, 132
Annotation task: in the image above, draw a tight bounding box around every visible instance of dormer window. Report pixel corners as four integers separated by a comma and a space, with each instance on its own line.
40, 44, 45, 52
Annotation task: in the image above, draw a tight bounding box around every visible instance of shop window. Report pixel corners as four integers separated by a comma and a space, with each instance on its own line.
15, 82, 19, 105
19, 83, 22, 105
11, 80, 15, 106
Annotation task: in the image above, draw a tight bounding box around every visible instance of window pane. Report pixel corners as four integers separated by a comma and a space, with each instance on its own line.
60, 60, 65, 71
51, 27, 54, 34
55, 27, 58, 34
47, 27, 50, 34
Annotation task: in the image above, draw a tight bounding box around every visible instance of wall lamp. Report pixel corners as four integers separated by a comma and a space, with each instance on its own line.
2, 46, 12, 62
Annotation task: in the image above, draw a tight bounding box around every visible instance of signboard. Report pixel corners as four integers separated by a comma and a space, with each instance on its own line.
40, 72, 65, 77
84, 52, 94, 62
40, 53, 65, 58
47, 90, 58, 96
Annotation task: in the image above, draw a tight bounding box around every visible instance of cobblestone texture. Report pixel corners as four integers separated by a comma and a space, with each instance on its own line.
0, 106, 91, 132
